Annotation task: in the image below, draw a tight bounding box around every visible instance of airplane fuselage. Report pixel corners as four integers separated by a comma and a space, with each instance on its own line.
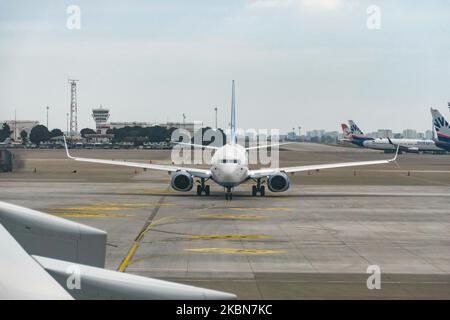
362, 138, 441, 152
210, 143, 249, 188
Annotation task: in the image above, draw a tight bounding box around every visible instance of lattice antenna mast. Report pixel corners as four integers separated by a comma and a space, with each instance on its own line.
68, 79, 79, 136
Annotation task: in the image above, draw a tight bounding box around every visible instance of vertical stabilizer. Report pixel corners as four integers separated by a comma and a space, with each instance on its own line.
431, 108, 450, 143
348, 120, 364, 135
230, 80, 237, 144
341, 124, 352, 139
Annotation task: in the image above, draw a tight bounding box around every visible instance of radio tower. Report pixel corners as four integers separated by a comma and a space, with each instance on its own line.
68, 79, 79, 136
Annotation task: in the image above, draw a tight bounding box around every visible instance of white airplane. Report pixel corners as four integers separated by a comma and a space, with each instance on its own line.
64, 81, 398, 200
344, 120, 441, 153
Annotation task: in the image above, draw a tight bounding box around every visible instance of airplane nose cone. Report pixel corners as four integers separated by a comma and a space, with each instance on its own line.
212, 164, 247, 184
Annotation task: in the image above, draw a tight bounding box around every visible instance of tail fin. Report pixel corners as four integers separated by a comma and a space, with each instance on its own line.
341, 123, 352, 138
348, 120, 364, 135
431, 108, 450, 143
230, 80, 237, 144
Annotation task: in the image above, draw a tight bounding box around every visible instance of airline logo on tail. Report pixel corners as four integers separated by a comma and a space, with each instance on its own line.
348, 120, 364, 135
431, 108, 450, 143
341, 124, 352, 139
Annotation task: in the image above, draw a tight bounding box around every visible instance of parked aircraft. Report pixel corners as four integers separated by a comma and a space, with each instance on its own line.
344, 120, 441, 153
431, 108, 450, 151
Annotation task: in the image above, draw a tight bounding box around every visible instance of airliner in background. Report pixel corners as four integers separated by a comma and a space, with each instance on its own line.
431, 107, 450, 152
64, 81, 398, 200
342, 120, 442, 153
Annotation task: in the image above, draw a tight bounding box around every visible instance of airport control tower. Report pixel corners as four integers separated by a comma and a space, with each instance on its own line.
92, 105, 110, 134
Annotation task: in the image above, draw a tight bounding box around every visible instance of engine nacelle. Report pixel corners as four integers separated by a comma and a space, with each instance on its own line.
407, 147, 419, 153
171, 171, 194, 192
267, 172, 290, 192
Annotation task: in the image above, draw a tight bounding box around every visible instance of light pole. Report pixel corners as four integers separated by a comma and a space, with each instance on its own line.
46, 106, 49, 128
214, 107, 218, 129
66, 113, 69, 135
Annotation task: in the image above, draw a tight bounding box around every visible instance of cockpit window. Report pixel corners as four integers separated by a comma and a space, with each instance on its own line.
221, 159, 239, 164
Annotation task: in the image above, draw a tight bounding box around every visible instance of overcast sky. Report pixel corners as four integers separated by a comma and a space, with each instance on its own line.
0, 0, 449, 133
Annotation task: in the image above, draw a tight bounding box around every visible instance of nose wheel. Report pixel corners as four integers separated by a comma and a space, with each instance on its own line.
196, 178, 210, 196
252, 179, 266, 197
225, 187, 233, 200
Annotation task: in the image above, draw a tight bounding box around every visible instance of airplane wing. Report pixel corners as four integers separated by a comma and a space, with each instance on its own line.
64, 137, 211, 178
173, 142, 220, 150
0, 223, 73, 300
387, 138, 418, 153
245, 142, 293, 151
249, 146, 399, 178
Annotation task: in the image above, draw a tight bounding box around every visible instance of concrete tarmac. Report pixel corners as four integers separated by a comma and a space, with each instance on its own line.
1, 143, 449, 299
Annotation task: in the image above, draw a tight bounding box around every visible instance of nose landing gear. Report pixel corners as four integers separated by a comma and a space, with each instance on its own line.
225, 187, 233, 200
251, 179, 265, 197
196, 178, 210, 196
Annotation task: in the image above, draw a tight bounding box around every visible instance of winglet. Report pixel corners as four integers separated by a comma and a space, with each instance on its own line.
390, 145, 400, 162
387, 137, 394, 145
63, 136, 74, 159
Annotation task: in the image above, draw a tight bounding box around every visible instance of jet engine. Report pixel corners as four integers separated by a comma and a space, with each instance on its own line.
267, 172, 290, 192
171, 171, 194, 192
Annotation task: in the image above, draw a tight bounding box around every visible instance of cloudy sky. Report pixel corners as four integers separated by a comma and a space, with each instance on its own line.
0, 0, 449, 133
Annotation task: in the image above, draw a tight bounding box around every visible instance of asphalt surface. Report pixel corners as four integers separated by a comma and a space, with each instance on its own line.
1, 143, 449, 299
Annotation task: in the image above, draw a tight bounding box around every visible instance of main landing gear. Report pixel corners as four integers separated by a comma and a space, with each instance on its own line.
196, 178, 210, 196
252, 179, 265, 197
225, 187, 233, 201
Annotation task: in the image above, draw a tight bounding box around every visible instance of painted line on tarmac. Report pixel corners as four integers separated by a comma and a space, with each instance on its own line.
201, 214, 269, 220
107, 202, 176, 207
50, 212, 132, 218
187, 248, 285, 255
118, 192, 169, 272
188, 234, 271, 240
48, 206, 134, 211
229, 207, 294, 212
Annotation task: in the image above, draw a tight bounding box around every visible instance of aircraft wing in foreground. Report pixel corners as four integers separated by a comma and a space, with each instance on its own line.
0, 201, 236, 300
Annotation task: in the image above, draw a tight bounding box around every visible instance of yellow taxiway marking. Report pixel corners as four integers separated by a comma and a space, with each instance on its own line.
116, 191, 177, 195
48, 206, 133, 211
50, 212, 132, 218
187, 248, 285, 255
188, 234, 271, 240
229, 207, 294, 212
201, 214, 268, 220
118, 216, 175, 272
118, 242, 139, 272
107, 202, 176, 207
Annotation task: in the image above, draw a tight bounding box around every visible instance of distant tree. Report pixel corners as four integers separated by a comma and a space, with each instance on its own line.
20, 130, 28, 144
107, 126, 171, 144
191, 127, 226, 146
49, 128, 64, 138
0, 123, 12, 142
29, 125, 50, 145
145, 126, 171, 143
80, 128, 96, 138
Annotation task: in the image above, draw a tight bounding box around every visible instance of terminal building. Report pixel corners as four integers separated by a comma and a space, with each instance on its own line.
90, 107, 203, 141
0, 120, 39, 141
